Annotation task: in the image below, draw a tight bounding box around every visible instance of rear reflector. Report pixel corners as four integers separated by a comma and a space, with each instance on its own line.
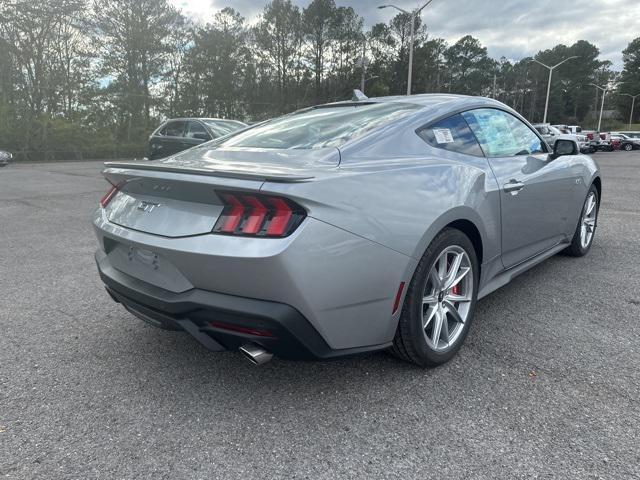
209, 320, 275, 338
392, 282, 406, 314
100, 184, 118, 208
213, 191, 306, 238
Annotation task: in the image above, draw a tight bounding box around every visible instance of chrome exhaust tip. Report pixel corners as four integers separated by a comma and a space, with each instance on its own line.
239, 343, 273, 366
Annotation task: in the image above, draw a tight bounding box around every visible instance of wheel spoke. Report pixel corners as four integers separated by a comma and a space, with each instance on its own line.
423, 293, 438, 306
428, 267, 442, 290
443, 300, 465, 325
440, 312, 450, 343
431, 310, 443, 347
438, 253, 448, 280
445, 292, 471, 303
443, 252, 464, 289
423, 305, 437, 329
586, 196, 596, 215
447, 266, 470, 291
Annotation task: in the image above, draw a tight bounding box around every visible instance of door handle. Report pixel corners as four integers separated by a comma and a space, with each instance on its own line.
503, 179, 525, 195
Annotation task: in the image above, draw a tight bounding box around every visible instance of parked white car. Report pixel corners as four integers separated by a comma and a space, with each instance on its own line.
0, 150, 12, 167
534, 124, 591, 153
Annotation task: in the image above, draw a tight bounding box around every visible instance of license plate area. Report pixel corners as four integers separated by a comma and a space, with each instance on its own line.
107, 242, 193, 293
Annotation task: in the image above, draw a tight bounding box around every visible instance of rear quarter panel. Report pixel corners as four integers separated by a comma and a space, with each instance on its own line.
261, 120, 502, 291
565, 153, 601, 233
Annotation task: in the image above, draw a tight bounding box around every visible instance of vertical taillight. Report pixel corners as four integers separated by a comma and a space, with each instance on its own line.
213, 191, 305, 238
265, 197, 294, 236
100, 184, 118, 208
218, 194, 244, 232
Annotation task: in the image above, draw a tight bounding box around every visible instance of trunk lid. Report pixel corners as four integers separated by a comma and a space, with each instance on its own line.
101, 146, 338, 237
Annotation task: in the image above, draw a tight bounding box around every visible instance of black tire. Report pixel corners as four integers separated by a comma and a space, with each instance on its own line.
564, 184, 599, 257
624, 143, 633, 151
390, 228, 479, 367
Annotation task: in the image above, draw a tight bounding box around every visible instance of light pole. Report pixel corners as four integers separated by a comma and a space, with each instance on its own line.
589, 82, 623, 132
359, 37, 368, 93
622, 93, 640, 130
590, 84, 607, 132
530, 56, 579, 124
378, 0, 436, 96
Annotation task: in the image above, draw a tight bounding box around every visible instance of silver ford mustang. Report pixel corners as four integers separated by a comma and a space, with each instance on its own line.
94, 94, 601, 367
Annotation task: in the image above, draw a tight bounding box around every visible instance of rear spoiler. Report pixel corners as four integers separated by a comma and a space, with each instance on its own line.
103, 161, 315, 183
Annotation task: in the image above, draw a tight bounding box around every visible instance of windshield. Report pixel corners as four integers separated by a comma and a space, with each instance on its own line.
217, 102, 422, 150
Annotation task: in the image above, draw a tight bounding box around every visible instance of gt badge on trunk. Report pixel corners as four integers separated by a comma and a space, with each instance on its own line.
137, 201, 160, 213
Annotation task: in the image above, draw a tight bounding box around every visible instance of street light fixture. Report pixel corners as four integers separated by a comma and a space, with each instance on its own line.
621, 93, 640, 130
589, 82, 623, 132
530, 56, 579, 124
378, 0, 436, 96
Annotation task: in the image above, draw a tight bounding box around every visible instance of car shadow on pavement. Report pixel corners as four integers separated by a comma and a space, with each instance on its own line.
92, 314, 449, 411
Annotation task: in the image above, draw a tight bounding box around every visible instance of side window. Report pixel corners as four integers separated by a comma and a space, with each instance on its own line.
462, 109, 546, 158
159, 120, 186, 137
185, 121, 211, 140
417, 113, 484, 157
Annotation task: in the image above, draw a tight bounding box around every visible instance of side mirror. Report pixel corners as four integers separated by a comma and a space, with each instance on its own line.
193, 133, 211, 141
552, 138, 578, 159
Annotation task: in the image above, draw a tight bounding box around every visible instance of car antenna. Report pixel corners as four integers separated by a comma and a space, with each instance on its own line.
352, 89, 368, 102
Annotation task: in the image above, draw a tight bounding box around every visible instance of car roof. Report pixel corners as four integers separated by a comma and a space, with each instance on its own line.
201, 118, 246, 124
321, 93, 510, 117
163, 117, 246, 124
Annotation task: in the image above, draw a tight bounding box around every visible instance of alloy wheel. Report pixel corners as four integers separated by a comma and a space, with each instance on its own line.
422, 246, 473, 351
580, 192, 597, 249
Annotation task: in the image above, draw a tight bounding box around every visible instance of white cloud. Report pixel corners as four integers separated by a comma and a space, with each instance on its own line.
169, 0, 640, 69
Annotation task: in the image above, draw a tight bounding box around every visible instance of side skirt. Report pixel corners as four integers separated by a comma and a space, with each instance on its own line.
477, 242, 570, 300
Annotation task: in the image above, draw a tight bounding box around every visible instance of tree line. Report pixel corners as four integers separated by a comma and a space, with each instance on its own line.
1, 0, 639, 160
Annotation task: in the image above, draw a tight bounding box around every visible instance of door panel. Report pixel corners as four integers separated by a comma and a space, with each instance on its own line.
486, 153, 574, 267
151, 120, 187, 159
462, 108, 575, 269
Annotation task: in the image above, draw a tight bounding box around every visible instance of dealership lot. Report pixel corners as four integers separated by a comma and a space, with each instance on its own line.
1, 153, 639, 479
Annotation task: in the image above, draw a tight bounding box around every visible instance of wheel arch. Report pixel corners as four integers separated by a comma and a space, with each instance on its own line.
446, 219, 483, 267
405, 206, 489, 283
592, 176, 602, 204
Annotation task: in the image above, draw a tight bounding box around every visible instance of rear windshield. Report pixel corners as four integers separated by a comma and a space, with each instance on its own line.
217, 102, 422, 150
203, 120, 245, 137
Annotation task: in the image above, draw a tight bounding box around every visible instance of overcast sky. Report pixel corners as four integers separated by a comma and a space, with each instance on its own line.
169, 0, 640, 69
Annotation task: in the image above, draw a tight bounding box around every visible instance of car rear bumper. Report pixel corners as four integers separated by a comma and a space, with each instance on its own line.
96, 250, 391, 360
93, 207, 413, 350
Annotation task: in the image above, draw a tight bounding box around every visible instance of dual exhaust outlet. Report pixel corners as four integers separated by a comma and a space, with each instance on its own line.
239, 343, 273, 365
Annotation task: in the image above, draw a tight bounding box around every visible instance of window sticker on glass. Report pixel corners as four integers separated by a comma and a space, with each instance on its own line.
433, 128, 454, 144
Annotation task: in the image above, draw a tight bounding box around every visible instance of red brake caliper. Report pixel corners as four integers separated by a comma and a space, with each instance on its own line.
451, 284, 461, 296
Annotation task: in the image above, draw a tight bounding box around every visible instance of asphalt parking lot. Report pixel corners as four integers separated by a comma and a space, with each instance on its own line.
1, 152, 639, 479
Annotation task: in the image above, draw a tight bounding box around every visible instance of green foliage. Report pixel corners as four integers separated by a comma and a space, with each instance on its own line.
616, 37, 640, 125
444, 35, 496, 96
